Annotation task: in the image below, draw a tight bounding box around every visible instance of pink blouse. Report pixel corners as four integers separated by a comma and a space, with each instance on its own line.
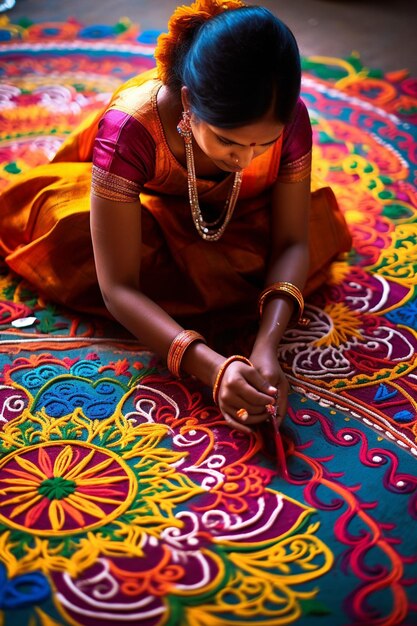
92, 98, 312, 202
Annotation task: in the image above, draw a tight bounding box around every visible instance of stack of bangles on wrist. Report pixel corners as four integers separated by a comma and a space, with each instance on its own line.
167, 329, 207, 378
258, 281, 309, 327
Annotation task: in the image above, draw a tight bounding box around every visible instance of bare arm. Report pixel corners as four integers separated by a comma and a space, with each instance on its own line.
249, 175, 311, 420
90, 194, 276, 425
257, 175, 311, 346
90, 194, 225, 385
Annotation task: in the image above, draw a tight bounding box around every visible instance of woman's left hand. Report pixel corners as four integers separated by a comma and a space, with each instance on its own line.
249, 343, 289, 426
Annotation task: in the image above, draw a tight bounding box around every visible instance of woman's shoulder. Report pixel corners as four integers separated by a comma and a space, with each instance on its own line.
281, 99, 312, 154
92, 75, 161, 199
106, 74, 161, 125
276, 99, 312, 183
286, 99, 311, 135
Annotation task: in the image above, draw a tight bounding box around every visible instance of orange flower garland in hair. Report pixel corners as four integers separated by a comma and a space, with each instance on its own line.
155, 0, 245, 86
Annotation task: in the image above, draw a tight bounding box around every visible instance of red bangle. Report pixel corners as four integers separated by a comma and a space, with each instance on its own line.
167, 330, 206, 378
212, 355, 253, 405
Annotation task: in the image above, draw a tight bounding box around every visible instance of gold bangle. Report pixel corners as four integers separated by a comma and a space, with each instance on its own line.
258, 281, 309, 327
212, 355, 253, 405
167, 330, 206, 378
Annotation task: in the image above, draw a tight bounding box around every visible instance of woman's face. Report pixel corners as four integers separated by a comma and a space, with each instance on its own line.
190, 112, 284, 173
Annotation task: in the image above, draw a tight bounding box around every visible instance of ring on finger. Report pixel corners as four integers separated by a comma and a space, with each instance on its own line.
266, 403, 278, 417
236, 408, 249, 421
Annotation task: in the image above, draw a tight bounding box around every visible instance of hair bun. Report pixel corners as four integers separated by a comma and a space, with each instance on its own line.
155, 0, 244, 86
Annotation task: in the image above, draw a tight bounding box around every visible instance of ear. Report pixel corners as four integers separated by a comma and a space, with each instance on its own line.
181, 86, 190, 112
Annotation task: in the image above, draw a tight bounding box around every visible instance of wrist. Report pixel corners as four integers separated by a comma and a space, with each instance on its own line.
181, 341, 224, 387
212, 355, 253, 405
258, 281, 309, 328
252, 327, 282, 356
250, 343, 281, 370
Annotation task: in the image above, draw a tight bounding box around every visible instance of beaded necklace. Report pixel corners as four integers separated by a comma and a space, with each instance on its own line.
177, 111, 243, 242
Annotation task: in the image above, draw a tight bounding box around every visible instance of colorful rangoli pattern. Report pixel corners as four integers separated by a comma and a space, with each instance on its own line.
0, 17, 416, 626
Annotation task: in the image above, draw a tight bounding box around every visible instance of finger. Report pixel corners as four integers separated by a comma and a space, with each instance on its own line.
232, 405, 271, 426
244, 368, 278, 399
223, 413, 252, 434
233, 386, 278, 410
231, 405, 272, 427
233, 398, 276, 416
245, 413, 270, 426
276, 381, 289, 423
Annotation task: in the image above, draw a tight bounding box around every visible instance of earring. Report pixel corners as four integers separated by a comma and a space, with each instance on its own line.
177, 110, 192, 138
235, 157, 239, 165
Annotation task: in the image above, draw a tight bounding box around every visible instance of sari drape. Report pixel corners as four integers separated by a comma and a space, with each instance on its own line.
0, 69, 352, 324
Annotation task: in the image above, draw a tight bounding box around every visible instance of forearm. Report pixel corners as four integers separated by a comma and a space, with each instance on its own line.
253, 240, 310, 352
103, 284, 224, 387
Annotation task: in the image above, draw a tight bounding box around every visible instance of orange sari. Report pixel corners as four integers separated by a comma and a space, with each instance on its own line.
0, 69, 351, 325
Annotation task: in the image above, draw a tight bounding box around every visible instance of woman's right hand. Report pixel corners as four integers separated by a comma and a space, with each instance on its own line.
216, 360, 278, 433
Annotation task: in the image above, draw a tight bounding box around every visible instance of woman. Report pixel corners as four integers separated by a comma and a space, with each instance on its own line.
0, 0, 351, 432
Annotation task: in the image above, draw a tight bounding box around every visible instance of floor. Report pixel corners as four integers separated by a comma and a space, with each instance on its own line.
5, 0, 417, 77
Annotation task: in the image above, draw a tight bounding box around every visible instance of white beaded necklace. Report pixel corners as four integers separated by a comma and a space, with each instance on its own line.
177, 111, 243, 242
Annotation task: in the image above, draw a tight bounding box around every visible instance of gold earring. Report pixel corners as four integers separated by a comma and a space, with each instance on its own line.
177, 110, 192, 138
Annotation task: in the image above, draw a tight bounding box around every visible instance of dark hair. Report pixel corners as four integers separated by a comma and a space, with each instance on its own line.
178, 6, 301, 127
